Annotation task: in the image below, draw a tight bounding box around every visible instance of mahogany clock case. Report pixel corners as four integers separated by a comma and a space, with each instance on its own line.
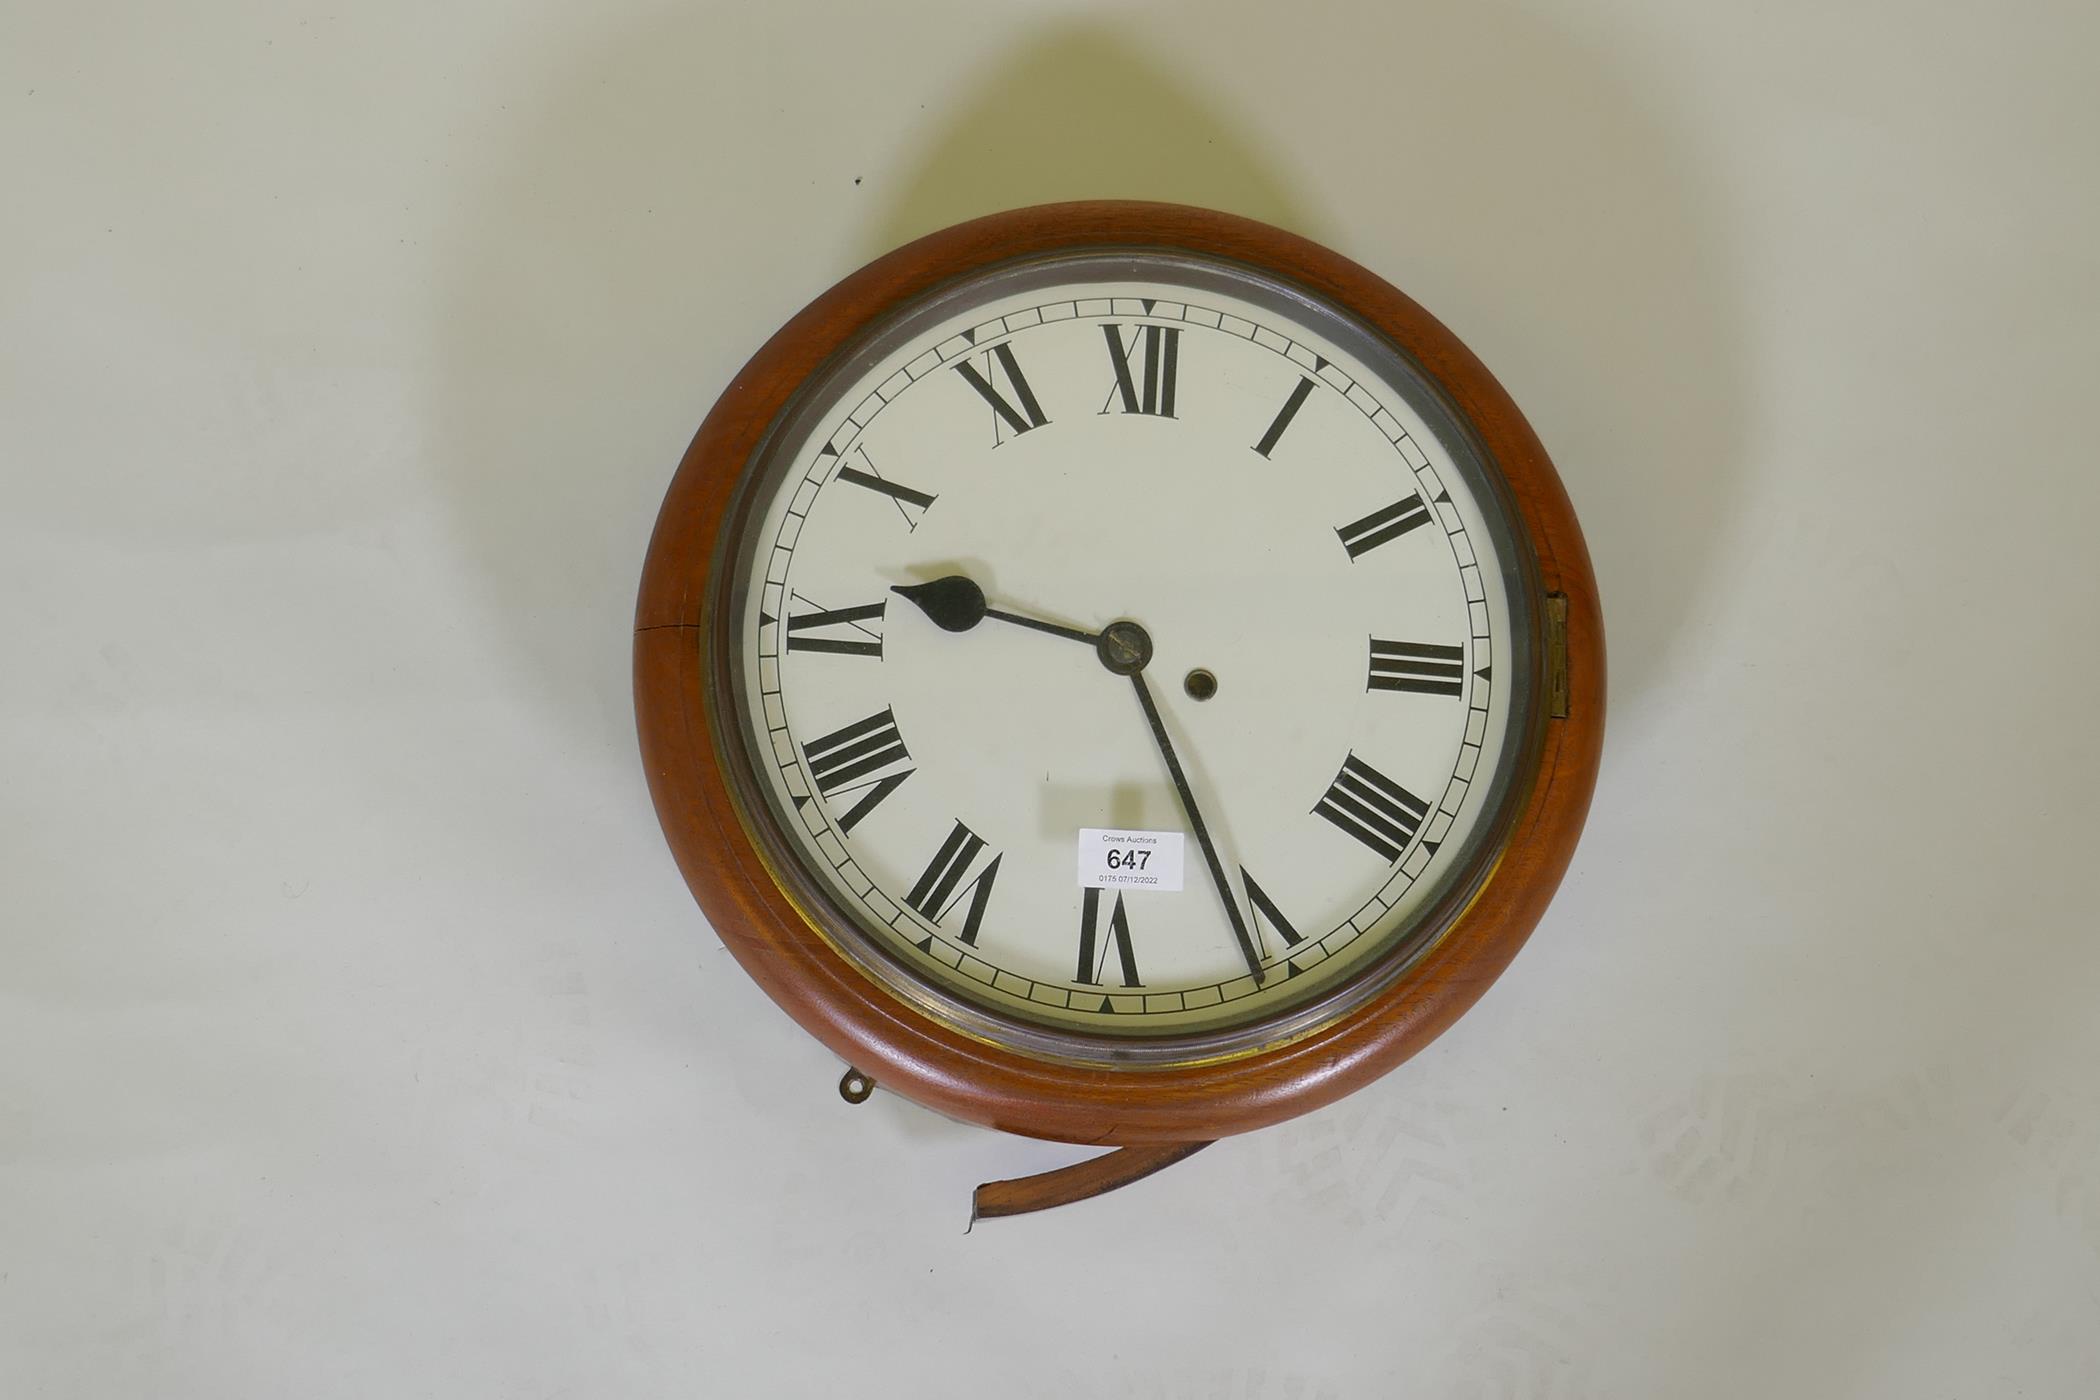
634, 202, 1603, 1145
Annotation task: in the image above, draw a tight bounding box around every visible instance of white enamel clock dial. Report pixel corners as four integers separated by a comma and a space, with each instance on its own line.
720, 253, 1537, 1047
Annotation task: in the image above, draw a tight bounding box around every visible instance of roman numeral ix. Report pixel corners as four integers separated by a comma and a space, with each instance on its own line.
1335, 494, 1433, 559
953, 342, 1048, 444
1367, 639, 1465, 696
904, 819, 1001, 946
784, 594, 885, 658
1099, 323, 1179, 418
1313, 753, 1429, 863
800, 707, 913, 833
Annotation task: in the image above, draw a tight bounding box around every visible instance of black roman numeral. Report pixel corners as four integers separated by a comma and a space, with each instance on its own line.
1075, 887, 1141, 987
1240, 867, 1305, 960
1099, 324, 1179, 418
801, 707, 913, 833
904, 820, 1001, 946
784, 595, 885, 658
832, 446, 936, 530
1367, 639, 1465, 696
1253, 376, 1316, 457
954, 343, 1048, 444
1313, 753, 1429, 862
1335, 494, 1433, 559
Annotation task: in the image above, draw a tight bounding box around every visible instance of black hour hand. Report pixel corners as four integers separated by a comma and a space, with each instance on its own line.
892, 574, 1099, 647
891, 575, 987, 632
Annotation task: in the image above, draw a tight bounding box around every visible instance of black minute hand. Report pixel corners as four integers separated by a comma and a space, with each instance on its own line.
892, 574, 1099, 646
896, 575, 1264, 984
1126, 668, 1266, 985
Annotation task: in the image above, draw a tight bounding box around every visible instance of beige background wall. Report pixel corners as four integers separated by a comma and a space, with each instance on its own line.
4, 2, 2096, 1395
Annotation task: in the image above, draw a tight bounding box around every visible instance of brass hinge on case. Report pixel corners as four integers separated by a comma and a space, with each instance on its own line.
1546, 593, 1570, 720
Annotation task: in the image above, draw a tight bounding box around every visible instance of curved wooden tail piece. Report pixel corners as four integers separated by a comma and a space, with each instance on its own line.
969, 1141, 1213, 1224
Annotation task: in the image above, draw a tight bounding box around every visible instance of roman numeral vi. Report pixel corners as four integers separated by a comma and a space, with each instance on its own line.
1075, 887, 1142, 987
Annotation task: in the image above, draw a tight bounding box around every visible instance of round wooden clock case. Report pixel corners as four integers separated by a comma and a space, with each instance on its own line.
635, 202, 1602, 1210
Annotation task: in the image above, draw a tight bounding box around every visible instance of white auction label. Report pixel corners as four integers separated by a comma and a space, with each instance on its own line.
1076, 828, 1186, 891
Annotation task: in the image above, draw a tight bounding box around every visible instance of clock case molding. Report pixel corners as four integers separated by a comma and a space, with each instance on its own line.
635, 201, 1603, 1152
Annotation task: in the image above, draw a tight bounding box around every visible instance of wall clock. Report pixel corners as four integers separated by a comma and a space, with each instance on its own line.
635, 202, 1602, 1219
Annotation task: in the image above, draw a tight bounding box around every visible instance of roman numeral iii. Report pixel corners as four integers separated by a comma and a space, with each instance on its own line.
1100, 324, 1179, 417
904, 819, 1002, 946
784, 597, 885, 657
953, 343, 1048, 444
1367, 639, 1465, 696
1075, 887, 1142, 987
800, 707, 913, 833
1335, 494, 1432, 559
1314, 753, 1429, 862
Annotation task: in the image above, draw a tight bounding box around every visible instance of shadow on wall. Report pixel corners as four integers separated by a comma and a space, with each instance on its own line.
435, 4, 1740, 750
854, 28, 1318, 257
